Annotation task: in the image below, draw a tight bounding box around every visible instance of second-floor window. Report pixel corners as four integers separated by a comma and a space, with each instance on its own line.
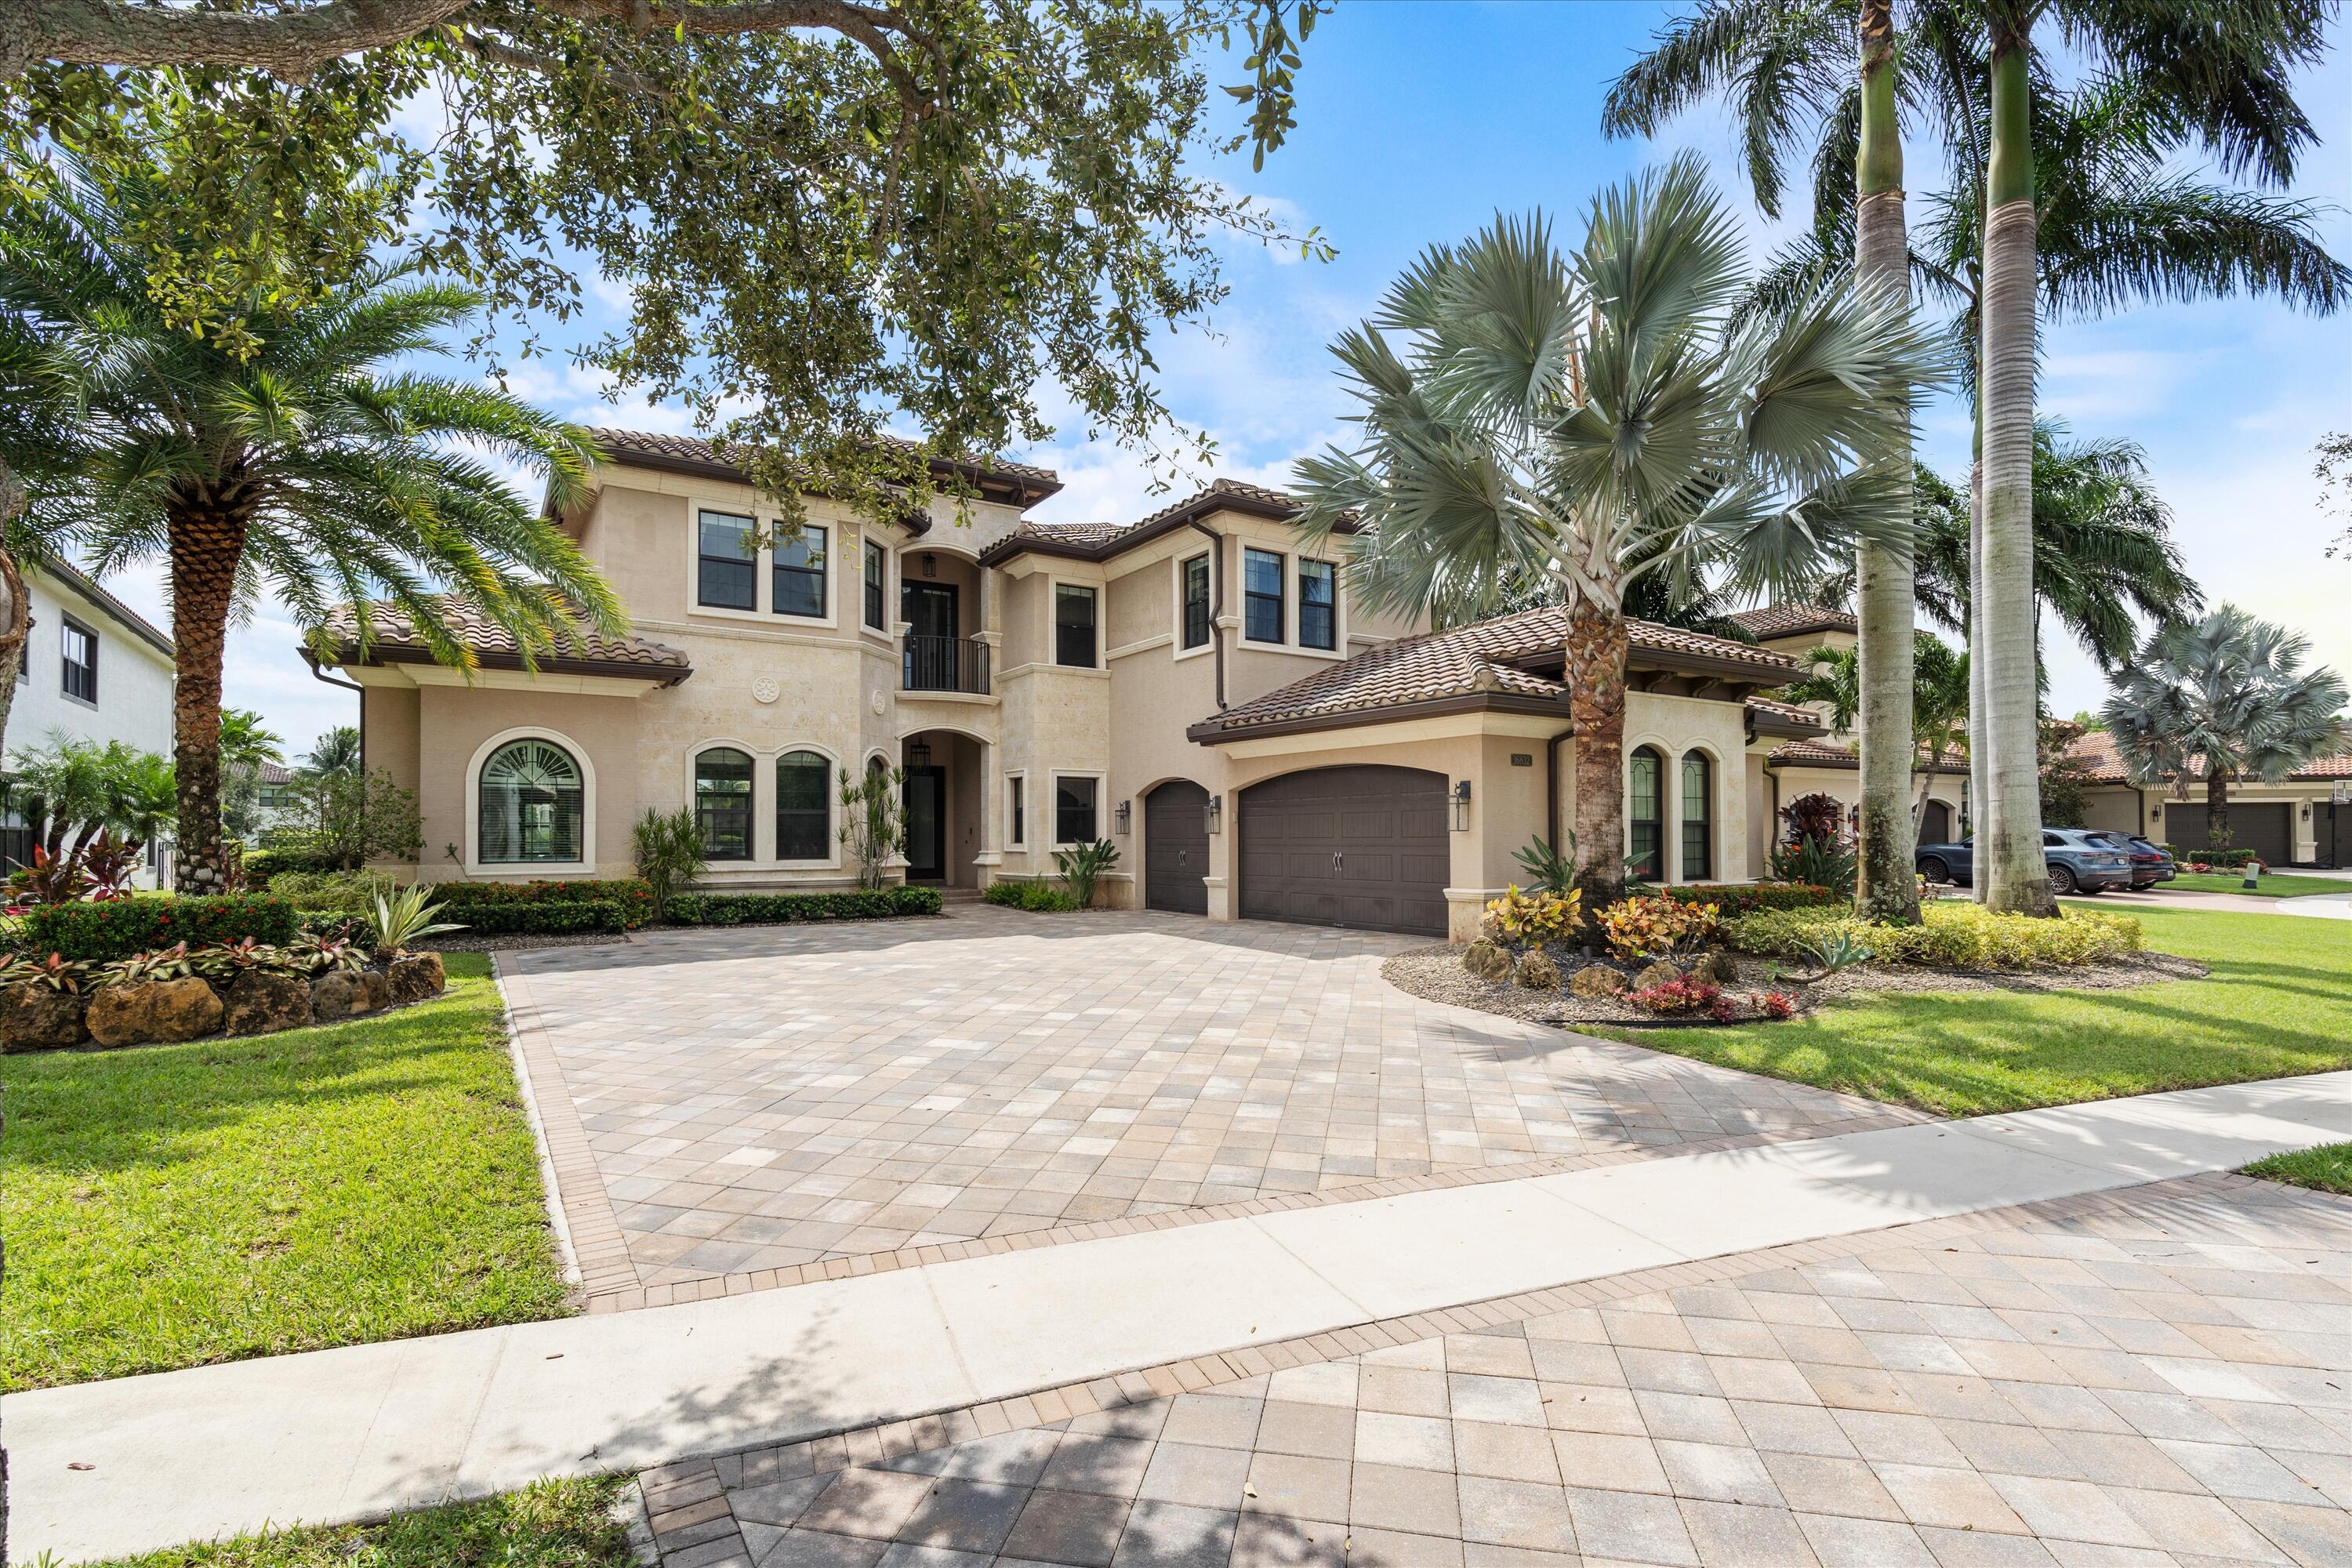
1181, 554, 1210, 649
697, 510, 757, 611
1055, 583, 1098, 668
1243, 548, 1283, 643
61, 617, 98, 703
773, 524, 826, 619
863, 539, 887, 630
1300, 559, 1336, 651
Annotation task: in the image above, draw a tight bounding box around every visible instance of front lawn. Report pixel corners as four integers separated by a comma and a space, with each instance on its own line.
1, 952, 572, 1392
2241, 1143, 2352, 1196
94, 1475, 630, 1568
1588, 905, 2352, 1118
2160, 871, 2352, 898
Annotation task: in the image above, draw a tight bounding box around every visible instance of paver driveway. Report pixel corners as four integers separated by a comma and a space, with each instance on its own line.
503, 907, 1911, 1296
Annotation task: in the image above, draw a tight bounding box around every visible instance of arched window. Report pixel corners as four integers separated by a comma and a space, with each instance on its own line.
695, 747, 754, 860
1680, 750, 1713, 882
479, 738, 584, 864
777, 750, 832, 860
1628, 747, 1664, 883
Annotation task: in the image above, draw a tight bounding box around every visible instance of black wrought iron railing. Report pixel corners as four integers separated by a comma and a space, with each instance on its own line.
903, 634, 990, 695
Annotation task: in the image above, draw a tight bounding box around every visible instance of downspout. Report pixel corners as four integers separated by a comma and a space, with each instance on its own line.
1545, 721, 1573, 853
1187, 519, 1226, 710
307, 654, 368, 772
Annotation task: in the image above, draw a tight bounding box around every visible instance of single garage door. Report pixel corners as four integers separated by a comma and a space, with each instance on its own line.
2326, 803, 2352, 869
1144, 780, 1210, 914
2196, 802, 2293, 864
1921, 799, 1953, 845
1239, 765, 1450, 935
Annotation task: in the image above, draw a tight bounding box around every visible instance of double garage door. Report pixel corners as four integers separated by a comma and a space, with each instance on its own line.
1238, 766, 1450, 936
2188, 803, 2293, 866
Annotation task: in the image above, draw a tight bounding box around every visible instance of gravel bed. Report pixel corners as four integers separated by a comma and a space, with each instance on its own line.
1381, 944, 2208, 1029
420, 931, 631, 954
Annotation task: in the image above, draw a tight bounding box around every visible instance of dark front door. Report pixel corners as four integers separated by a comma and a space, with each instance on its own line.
902, 583, 961, 691
904, 765, 946, 880
2199, 801, 2292, 864
1239, 765, 1450, 936
1921, 799, 1952, 845
1145, 781, 1211, 914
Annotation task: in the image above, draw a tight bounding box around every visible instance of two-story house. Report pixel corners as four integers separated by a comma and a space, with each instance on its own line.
312, 430, 1831, 938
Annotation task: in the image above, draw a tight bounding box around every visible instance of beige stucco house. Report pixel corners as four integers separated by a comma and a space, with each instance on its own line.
2067, 729, 2352, 867
312, 431, 1838, 938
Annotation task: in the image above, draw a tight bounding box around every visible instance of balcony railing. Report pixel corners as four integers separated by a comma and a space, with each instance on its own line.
903, 633, 990, 695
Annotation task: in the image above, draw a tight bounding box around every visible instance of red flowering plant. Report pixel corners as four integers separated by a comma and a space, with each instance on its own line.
1629, 977, 1722, 1016
1756, 990, 1798, 1021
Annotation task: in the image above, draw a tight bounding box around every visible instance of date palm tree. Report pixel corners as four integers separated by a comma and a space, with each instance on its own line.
0, 155, 619, 891
2103, 605, 2348, 854
1292, 156, 1940, 905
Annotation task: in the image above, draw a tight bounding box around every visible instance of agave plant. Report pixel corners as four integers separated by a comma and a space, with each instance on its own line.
365, 885, 466, 956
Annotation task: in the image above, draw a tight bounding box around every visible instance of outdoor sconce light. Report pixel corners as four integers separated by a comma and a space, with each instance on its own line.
1204, 793, 1222, 834
906, 737, 932, 768
921, 552, 938, 578
1115, 799, 1132, 834
1451, 779, 1472, 832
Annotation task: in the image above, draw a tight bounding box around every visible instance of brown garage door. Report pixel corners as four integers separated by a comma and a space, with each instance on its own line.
2326, 803, 2352, 869
1921, 799, 1953, 845
1239, 766, 1450, 935
1144, 781, 1210, 914
2197, 803, 2293, 864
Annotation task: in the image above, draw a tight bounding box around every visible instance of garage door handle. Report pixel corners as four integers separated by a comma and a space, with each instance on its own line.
1332, 851, 1344, 873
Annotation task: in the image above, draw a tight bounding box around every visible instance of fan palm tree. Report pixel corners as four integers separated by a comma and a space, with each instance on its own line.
1291, 157, 1940, 904
0, 155, 619, 891
2103, 605, 2348, 854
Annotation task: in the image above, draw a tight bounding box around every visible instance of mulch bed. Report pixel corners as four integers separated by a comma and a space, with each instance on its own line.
1381, 945, 2209, 1030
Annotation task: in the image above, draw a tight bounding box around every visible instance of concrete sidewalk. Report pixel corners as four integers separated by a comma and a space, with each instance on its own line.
12, 1072, 2349, 1564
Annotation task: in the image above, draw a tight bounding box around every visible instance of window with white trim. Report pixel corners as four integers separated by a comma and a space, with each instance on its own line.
772, 524, 827, 619
776, 750, 831, 859
1007, 774, 1027, 848
1055, 775, 1098, 844
863, 539, 887, 630
478, 738, 585, 864
1181, 554, 1210, 649
696, 510, 757, 610
1054, 583, 1098, 668
1299, 559, 1336, 651
1243, 548, 1283, 643
60, 616, 98, 703
695, 747, 755, 860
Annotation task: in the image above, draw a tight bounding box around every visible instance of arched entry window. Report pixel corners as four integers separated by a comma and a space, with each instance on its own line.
695, 747, 754, 860
1680, 750, 1713, 882
776, 750, 832, 860
479, 738, 584, 864
1628, 747, 1664, 883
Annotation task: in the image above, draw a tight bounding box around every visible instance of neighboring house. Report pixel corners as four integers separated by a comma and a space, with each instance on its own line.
256, 762, 299, 814
3, 559, 179, 887
1730, 604, 1972, 847
309, 430, 1831, 938
2067, 728, 2352, 868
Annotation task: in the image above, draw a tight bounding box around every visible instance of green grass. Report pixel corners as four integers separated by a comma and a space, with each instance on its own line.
2160, 871, 2352, 898
1, 953, 572, 1392
1587, 905, 2352, 1118
92, 1475, 630, 1568
2241, 1142, 2352, 1196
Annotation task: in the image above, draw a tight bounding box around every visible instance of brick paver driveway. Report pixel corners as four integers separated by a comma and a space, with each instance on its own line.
503, 907, 1912, 1297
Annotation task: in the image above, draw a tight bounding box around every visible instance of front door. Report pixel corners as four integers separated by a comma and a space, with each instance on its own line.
1145, 781, 1211, 914
904, 765, 947, 880
902, 582, 960, 691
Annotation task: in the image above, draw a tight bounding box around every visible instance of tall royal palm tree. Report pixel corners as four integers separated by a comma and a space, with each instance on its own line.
0, 157, 619, 891
2104, 605, 2348, 854
1291, 157, 1940, 904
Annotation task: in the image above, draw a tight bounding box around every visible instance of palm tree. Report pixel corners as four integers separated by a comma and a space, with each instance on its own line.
1291, 157, 1940, 904
2103, 605, 2348, 854
1909, 632, 1969, 833
1, 155, 618, 891
220, 709, 285, 775
3, 733, 176, 861
1782, 644, 1864, 733
299, 726, 365, 781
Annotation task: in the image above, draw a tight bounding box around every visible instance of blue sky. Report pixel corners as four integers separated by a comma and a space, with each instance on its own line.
107, 2, 2352, 760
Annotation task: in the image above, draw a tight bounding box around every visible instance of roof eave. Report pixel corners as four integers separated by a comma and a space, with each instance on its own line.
322, 642, 695, 690
1187, 690, 1569, 746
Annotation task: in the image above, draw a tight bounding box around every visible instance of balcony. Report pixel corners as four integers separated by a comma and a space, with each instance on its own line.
903, 633, 990, 695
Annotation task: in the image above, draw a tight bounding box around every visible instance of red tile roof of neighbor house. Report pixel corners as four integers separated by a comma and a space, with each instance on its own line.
1726, 604, 1857, 641
583, 426, 1064, 499
2063, 728, 2352, 784
1190, 607, 1802, 739
310, 597, 693, 684
1766, 737, 1971, 774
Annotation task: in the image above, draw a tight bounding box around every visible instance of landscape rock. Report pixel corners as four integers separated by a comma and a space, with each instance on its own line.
0, 985, 88, 1051
1690, 950, 1740, 984
1568, 964, 1628, 998
1632, 960, 1684, 992
85, 977, 224, 1049
386, 952, 447, 1004
223, 971, 314, 1036
310, 971, 362, 1022
1513, 949, 1561, 990
1462, 938, 1514, 982
356, 969, 393, 1013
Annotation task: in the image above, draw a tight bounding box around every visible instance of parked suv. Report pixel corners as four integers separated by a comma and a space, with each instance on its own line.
1915, 829, 2139, 895
2088, 832, 2176, 890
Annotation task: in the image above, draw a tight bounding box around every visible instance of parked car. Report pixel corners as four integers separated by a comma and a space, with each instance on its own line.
2088, 832, 2175, 890
1915, 829, 2139, 895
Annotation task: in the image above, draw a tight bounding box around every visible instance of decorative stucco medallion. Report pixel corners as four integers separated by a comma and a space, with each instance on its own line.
871, 689, 887, 716
752, 677, 781, 705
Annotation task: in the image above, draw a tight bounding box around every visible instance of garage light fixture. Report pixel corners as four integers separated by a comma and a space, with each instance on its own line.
1204, 793, 1222, 834
1451, 779, 1472, 832
1115, 799, 1132, 834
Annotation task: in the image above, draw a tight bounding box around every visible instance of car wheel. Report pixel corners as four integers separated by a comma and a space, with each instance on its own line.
2132, 880, 2156, 891
1919, 856, 1951, 884
2049, 864, 2078, 895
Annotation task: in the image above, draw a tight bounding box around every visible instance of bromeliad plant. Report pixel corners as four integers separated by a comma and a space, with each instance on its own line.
365, 886, 466, 956
0, 951, 93, 992
1596, 895, 1719, 964
99, 942, 194, 988
1053, 839, 1121, 911
1482, 886, 1582, 949
286, 931, 368, 978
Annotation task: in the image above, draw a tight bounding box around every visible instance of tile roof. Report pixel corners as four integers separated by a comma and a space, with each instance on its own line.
260, 762, 292, 785
1745, 695, 1827, 730
2065, 728, 2352, 784
1727, 604, 1857, 641
1766, 737, 1970, 774
314, 597, 691, 684
1192, 607, 1798, 737
583, 426, 1062, 495
978, 478, 1318, 566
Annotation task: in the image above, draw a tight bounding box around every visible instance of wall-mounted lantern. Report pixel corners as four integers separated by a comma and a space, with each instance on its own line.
921, 552, 938, 578
1451, 779, 1472, 833
906, 737, 932, 768
1204, 793, 1223, 834
1115, 799, 1132, 834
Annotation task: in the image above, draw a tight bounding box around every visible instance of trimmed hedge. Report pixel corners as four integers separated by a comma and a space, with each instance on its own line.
20, 895, 300, 961
1723, 901, 2143, 971
2161, 845, 2261, 869
431, 878, 659, 927
661, 887, 942, 926
434, 900, 628, 936
1661, 883, 1842, 916
983, 880, 1083, 913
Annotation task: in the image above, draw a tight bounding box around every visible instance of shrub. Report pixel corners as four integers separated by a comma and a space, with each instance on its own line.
434, 900, 627, 936
429, 879, 659, 927
242, 845, 346, 882
1630, 976, 1721, 1015
1722, 901, 2143, 971
1757, 989, 1798, 1020
1596, 895, 1719, 963
266, 868, 405, 913
1482, 886, 1581, 949
1053, 839, 1121, 909
21, 894, 300, 961
659, 887, 941, 926
1660, 883, 1839, 916
633, 807, 706, 909
984, 880, 1083, 913
1767, 833, 1857, 893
